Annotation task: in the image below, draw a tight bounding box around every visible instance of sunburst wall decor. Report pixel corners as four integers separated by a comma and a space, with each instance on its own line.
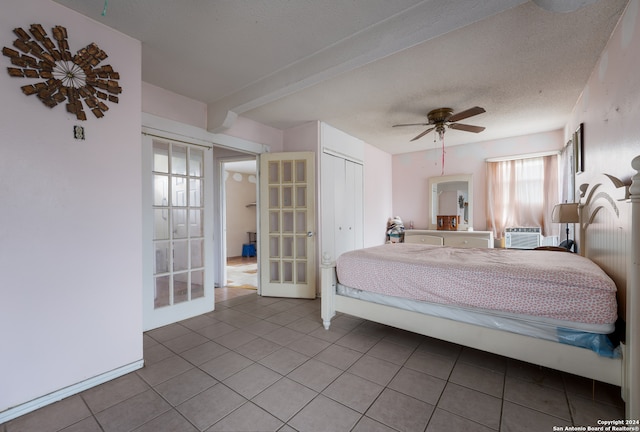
2, 23, 122, 120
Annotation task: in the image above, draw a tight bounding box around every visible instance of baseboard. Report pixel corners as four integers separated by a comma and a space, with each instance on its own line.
0, 359, 144, 424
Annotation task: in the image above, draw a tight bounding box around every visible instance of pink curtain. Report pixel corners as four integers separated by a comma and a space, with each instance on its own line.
486, 155, 558, 239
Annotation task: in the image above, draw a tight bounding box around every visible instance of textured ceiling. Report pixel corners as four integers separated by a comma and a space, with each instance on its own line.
53, 0, 629, 154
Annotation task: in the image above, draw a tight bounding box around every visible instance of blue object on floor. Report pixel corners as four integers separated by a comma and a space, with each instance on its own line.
242, 243, 256, 257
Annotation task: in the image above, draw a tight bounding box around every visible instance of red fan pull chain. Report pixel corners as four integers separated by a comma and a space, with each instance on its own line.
440, 131, 446, 175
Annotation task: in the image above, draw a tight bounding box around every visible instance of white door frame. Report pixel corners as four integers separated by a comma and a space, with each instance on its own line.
141, 133, 215, 331
216, 155, 259, 290
142, 113, 266, 330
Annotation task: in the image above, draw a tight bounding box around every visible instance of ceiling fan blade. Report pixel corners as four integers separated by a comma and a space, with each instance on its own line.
410, 127, 435, 141
393, 122, 431, 127
449, 123, 485, 133
448, 106, 485, 123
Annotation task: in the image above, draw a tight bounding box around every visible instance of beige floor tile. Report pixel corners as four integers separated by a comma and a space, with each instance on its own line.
348, 354, 401, 386
81, 373, 150, 413
501, 400, 565, 432
286, 334, 332, 357
235, 336, 282, 361
252, 377, 318, 422
449, 361, 505, 398
136, 354, 193, 386
322, 372, 384, 413
352, 416, 398, 432
207, 402, 283, 431
180, 340, 230, 366
288, 395, 361, 432
3, 293, 627, 432
437, 383, 502, 430
60, 416, 103, 432
176, 384, 245, 431
387, 367, 447, 405
427, 408, 496, 432
314, 344, 362, 370
367, 338, 416, 365
199, 351, 253, 381
223, 363, 282, 399
504, 376, 571, 421
95, 390, 171, 432
334, 329, 383, 352
132, 409, 199, 432
288, 358, 343, 392
154, 368, 217, 406
6, 396, 90, 432
258, 347, 310, 375
404, 350, 456, 380
366, 388, 433, 432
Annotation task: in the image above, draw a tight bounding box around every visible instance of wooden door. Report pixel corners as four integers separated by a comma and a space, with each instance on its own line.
259, 152, 316, 298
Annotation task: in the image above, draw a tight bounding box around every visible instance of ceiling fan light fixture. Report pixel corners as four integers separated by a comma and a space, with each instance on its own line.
393, 106, 486, 142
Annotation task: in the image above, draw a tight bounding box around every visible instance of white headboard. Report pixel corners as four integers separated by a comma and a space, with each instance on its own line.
579, 174, 630, 320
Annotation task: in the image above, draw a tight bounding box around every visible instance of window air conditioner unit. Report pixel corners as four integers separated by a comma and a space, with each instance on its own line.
504, 227, 541, 249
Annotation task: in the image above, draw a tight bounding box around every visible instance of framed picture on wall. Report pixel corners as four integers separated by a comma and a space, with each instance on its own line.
574, 123, 584, 174
563, 138, 575, 202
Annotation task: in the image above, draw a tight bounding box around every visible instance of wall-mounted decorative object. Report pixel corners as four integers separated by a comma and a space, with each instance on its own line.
562, 138, 575, 202
573, 123, 584, 174
2, 24, 122, 120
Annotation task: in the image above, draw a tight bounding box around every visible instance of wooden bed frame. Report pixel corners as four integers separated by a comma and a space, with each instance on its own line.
321, 156, 639, 419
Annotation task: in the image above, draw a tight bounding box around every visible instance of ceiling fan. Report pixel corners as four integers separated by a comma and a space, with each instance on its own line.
393, 106, 486, 142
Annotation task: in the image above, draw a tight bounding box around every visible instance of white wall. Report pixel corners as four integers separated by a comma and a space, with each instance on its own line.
225, 171, 258, 257
282, 122, 393, 248
364, 143, 393, 246
392, 130, 564, 231
142, 82, 207, 129
0, 0, 143, 415
226, 116, 284, 152
565, 0, 640, 183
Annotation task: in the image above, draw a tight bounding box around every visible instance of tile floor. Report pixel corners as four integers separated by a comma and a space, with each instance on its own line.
2, 291, 625, 432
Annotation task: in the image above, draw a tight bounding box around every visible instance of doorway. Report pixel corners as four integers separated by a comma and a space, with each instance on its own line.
143, 136, 215, 331
220, 158, 258, 299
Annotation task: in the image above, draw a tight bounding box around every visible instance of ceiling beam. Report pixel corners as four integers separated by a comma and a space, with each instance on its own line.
207, 0, 528, 132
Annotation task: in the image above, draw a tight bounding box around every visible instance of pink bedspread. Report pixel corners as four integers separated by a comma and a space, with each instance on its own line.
336, 244, 618, 325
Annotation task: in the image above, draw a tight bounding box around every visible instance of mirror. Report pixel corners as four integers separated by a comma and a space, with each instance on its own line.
428, 174, 473, 230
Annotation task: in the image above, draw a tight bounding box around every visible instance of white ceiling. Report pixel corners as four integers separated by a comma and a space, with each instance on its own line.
53, 0, 629, 154
225, 160, 257, 175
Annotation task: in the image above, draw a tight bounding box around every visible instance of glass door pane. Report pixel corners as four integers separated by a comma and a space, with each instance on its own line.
152, 140, 206, 309
260, 152, 315, 298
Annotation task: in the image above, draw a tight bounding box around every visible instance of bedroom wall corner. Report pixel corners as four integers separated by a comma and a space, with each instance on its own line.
391, 130, 563, 231
142, 81, 207, 129
364, 143, 393, 246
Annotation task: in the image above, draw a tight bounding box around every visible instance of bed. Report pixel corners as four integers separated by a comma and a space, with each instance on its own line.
320, 156, 640, 420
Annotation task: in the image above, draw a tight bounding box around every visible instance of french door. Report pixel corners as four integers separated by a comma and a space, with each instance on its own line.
143, 137, 214, 330
259, 152, 316, 298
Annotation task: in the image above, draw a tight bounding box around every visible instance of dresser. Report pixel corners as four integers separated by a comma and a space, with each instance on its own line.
404, 229, 494, 248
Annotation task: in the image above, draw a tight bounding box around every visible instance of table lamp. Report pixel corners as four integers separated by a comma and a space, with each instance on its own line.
551, 203, 579, 250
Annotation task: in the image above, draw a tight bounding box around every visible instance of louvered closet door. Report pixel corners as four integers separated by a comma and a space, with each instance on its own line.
322, 153, 364, 260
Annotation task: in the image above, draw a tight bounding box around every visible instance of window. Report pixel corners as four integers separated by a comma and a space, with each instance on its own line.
486, 154, 558, 238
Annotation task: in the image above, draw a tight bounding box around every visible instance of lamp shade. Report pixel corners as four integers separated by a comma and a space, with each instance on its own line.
551, 203, 579, 223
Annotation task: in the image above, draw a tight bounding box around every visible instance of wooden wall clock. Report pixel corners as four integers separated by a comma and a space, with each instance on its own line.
2, 23, 122, 120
